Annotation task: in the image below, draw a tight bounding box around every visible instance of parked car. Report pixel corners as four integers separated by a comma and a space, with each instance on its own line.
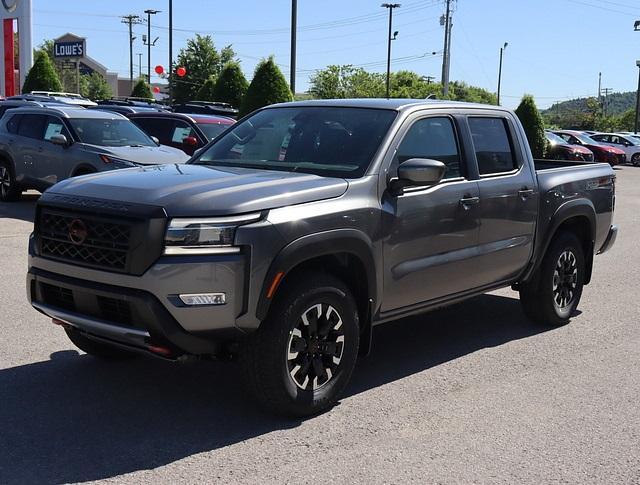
545, 131, 594, 161
552, 130, 625, 166
172, 100, 238, 118
27, 91, 97, 107
26, 99, 618, 416
589, 132, 640, 166
128, 112, 235, 155
0, 99, 44, 118
97, 97, 169, 111
0, 106, 189, 201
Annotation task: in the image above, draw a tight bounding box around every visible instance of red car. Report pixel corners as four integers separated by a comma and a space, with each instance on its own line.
553, 130, 624, 166
545, 131, 594, 161
128, 112, 234, 155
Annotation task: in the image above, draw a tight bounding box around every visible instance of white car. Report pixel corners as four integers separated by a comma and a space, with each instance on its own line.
590, 132, 640, 166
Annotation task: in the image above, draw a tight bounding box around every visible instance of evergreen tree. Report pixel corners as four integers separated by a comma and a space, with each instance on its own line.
196, 75, 216, 101
22, 50, 62, 93
82, 72, 112, 101
212, 62, 248, 108
131, 78, 152, 99
240, 57, 292, 117
515, 94, 547, 158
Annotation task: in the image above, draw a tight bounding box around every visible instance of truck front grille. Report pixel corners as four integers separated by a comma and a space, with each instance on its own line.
38, 209, 132, 272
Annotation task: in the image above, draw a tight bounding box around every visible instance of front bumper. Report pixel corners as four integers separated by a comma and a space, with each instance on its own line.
597, 224, 618, 254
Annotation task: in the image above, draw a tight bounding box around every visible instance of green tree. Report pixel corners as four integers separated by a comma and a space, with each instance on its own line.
616, 109, 636, 132
171, 34, 235, 103
22, 50, 62, 93
212, 62, 248, 108
196, 75, 217, 101
515, 94, 547, 158
82, 72, 111, 101
240, 57, 292, 116
131, 78, 152, 98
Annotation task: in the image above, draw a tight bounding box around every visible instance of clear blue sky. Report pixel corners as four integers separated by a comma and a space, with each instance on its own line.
31, 0, 640, 108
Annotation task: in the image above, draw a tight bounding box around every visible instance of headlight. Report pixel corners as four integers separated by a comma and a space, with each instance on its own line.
99, 154, 138, 167
164, 213, 261, 255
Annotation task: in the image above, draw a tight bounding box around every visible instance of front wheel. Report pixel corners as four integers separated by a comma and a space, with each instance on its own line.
241, 272, 360, 417
519, 232, 585, 326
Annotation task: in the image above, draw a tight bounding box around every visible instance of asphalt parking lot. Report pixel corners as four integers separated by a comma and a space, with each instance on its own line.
1, 167, 638, 484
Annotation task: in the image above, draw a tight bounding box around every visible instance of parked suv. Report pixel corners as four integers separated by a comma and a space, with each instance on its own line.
0, 106, 189, 201
27, 100, 617, 416
128, 112, 234, 155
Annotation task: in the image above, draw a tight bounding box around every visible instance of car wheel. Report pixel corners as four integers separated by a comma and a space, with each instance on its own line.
519, 232, 585, 327
242, 272, 360, 417
65, 327, 137, 360
0, 160, 21, 202
632, 153, 640, 167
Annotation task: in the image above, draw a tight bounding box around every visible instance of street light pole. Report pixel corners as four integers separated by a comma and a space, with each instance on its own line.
497, 42, 508, 105
382, 3, 400, 99
169, 0, 173, 102
144, 9, 160, 83
290, 0, 297, 96
635, 60, 640, 134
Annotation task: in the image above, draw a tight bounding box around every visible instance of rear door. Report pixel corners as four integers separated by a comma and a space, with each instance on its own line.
468, 115, 538, 285
15, 114, 47, 186
381, 113, 482, 312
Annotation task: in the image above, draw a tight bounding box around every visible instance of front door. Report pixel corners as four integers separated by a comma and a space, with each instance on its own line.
381, 115, 482, 312
37, 116, 74, 185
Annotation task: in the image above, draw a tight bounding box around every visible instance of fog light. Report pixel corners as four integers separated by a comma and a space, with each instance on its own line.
179, 293, 226, 306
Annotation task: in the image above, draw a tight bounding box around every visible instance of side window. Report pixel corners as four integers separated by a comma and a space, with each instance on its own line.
468, 117, 517, 175
131, 118, 172, 142
17, 114, 47, 139
171, 121, 195, 143
610, 136, 621, 145
558, 133, 571, 143
396, 117, 463, 179
6, 114, 21, 134
44, 116, 70, 141
591, 134, 604, 142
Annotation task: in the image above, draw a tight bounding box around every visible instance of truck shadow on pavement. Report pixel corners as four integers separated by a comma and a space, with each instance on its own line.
0, 194, 39, 223
0, 294, 550, 484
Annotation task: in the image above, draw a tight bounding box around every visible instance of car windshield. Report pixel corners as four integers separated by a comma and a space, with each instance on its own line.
69, 118, 156, 147
546, 132, 568, 145
574, 133, 597, 144
192, 106, 397, 178
197, 122, 230, 140
622, 135, 640, 145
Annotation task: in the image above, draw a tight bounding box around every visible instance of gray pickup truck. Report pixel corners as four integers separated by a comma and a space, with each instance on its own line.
27, 99, 617, 416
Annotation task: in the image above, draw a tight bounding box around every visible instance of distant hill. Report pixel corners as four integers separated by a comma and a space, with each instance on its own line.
544, 91, 635, 116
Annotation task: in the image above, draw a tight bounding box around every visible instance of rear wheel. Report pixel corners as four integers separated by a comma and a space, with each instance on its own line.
241, 272, 360, 417
519, 232, 585, 327
65, 327, 137, 360
0, 161, 21, 202
631, 153, 640, 167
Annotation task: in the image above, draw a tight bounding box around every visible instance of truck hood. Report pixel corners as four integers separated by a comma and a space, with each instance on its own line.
47, 164, 349, 216
83, 144, 190, 165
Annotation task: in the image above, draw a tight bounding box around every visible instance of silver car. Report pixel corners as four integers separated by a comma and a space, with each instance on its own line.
0, 106, 189, 201
590, 132, 640, 166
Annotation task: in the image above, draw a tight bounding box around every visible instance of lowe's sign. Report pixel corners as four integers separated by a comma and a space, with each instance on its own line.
54, 40, 85, 58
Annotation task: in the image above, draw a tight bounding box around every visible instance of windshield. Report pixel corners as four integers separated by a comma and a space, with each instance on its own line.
197, 122, 230, 140
69, 118, 156, 147
192, 106, 397, 178
574, 133, 597, 145
622, 135, 640, 145
546, 132, 568, 145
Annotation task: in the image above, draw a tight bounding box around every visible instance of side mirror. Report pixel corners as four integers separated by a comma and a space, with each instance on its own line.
150, 135, 160, 145
50, 134, 68, 146
183, 136, 198, 147
389, 158, 446, 194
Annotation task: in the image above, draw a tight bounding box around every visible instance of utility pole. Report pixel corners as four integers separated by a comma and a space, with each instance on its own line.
602, 87, 612, 117
137, 53, 143, 78
382, 3, 401, 99
121, 14, 142, 88
496, 42, 508, 105
634, 21, 640, 134
169, 0, 173, 102
290, 0, 297, 96
144, 9, 160, 83
422, 75, 435, 84
440, 0, 453, 97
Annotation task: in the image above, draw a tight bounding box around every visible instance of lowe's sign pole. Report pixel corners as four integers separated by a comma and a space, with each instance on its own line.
0, 0, 32, 96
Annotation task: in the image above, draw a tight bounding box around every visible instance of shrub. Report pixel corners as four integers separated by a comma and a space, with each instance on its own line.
22, 50, 62, 93
213, 62, 248, 108
240, 57, 292, 117
131, 78, 152, 99
515, 94, 547, 158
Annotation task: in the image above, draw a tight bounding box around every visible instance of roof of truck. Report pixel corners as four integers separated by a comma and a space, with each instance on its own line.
267, 98, 509, 112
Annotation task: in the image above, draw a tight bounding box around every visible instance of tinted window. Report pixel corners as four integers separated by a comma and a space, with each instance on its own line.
396, 117, 462, 179
131, 117, 173, 143
197, 122, 229, 140
6, 114, 21, 134
44, 116, 70, 141
194, 107, 397, 178
69, 118, 155, 147
469, 117, 516, 175
591, 134, 606, 142
17, 114, 47, 139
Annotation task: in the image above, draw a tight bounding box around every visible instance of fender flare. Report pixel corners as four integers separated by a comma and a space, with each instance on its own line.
255, 229, 379, 321
524, 198, 596, 283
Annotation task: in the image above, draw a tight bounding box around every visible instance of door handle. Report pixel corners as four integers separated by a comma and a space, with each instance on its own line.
518, 188, 534, 199
459, 196, 480, 209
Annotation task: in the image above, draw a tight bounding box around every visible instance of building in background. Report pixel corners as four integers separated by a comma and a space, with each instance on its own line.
0, 0, 33, 96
